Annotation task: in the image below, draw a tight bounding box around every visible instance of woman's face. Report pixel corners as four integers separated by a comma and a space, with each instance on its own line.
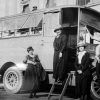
29, 50, 34, 55
79, 46, 85, 52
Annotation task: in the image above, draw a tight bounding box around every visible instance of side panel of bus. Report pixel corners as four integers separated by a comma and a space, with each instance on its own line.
0, 35, 42, 66
41, 12, 60, 83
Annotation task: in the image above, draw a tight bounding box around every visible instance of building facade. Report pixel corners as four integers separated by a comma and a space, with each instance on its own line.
0, 0, 100, 18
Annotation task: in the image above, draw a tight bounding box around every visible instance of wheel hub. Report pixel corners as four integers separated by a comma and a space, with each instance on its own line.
6, 72, 18, 89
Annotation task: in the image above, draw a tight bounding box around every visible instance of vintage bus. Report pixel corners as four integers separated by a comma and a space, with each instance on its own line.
0, 5, 100, 99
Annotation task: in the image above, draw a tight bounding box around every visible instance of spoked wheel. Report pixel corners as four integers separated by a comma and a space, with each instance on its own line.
91, 75, 100, 100
3, 67, 23, 94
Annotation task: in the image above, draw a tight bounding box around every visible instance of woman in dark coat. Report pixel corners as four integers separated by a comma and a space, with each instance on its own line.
75, 43, 92, 100
53, 27, 68, 82
23, 46, 46, 98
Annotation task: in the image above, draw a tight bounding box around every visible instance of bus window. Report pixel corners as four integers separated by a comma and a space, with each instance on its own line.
2, 30, 15, 38
1, 18, 16, 38
2, 30, 9, 38
31, 27, 35, 34
30, 27, 42, 35
16, 28, 29, 36
93, 32, 100, 44
8, 30, 15, 36
30, 19, 42, 35
78, 25, 87, 44
34, 28, 42, 34
87, 25, 100, 44
78, 24, 91, 44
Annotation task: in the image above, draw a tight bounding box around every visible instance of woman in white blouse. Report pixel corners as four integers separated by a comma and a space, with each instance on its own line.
75, 43, 92, 100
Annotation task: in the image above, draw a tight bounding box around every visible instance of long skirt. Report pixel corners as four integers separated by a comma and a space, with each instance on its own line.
75, 72, 92, 98
25, 63, 46, 92
53, 50, 68, 81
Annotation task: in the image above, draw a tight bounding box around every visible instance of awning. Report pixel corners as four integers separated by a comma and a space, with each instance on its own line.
0, 19, 16, 31
0, 12, 43, 31
16, 13, 43, 29
80, 8, 100, 31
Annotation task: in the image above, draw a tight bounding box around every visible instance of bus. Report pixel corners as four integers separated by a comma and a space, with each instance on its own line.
0, 5, 100, 99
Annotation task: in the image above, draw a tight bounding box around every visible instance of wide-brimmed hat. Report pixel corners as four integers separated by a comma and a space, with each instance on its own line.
77, 43, 88, 48
54, 26, 63, 32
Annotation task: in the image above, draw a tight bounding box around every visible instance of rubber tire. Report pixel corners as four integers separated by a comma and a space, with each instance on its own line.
3, 67, 23, 94
91, 74, 100, 100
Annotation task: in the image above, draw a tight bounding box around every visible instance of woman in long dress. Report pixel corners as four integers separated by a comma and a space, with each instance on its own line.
53, 27, 68, 82
23, 46, 46, 98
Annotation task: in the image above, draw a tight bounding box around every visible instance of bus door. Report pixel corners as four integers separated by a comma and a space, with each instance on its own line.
40, 11, 60, 71
60, 8, 78, 70
64, 27, 77, 71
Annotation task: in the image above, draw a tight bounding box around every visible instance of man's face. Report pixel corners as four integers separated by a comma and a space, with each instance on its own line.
56, 30, 61, 35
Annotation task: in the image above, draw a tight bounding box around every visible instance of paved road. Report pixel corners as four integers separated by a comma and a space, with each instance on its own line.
0, 89, 76, 100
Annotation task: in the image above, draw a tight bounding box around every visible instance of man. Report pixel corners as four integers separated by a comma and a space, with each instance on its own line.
53, 26, 68, 83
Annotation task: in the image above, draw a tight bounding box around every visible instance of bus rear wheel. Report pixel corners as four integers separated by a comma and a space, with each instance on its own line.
3, 67, 23, 94
91, 75, 100, 100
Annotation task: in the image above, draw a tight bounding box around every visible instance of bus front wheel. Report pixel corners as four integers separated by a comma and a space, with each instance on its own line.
3, 67, 23, 94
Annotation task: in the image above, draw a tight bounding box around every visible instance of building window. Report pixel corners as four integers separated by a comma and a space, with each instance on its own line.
20, 0, 30, 13
77, 0, 90, 5
22, 4, 30, 13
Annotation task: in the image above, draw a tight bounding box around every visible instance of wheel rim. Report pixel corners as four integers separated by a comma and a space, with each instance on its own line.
91, 76, 100, 99
5, 71, 19, 90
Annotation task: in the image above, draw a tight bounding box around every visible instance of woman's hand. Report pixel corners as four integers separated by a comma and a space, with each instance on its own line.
77, 70, 82, 74
27, 60, 36, 65
59, 52, 62, 58
32, 62, 37, 65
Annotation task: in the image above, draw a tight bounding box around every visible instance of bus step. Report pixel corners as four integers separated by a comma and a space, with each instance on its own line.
47, 73, 72, 100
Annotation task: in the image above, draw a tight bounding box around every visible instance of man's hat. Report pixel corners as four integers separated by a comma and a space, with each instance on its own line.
54, 26, 63, 32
